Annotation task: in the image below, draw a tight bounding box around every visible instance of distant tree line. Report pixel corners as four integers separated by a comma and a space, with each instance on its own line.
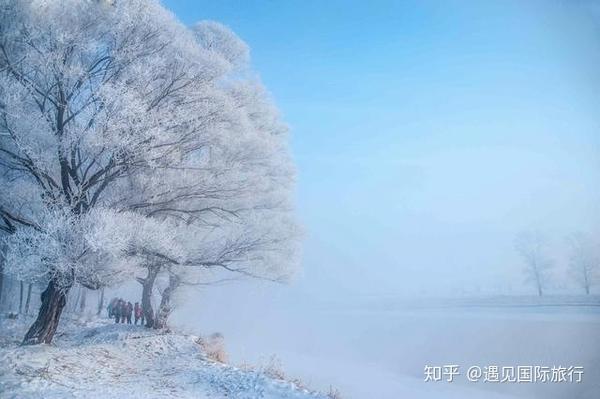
515, 230, 598, 296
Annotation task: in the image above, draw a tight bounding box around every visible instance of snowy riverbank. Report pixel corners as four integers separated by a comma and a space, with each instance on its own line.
0, 316, 330, 399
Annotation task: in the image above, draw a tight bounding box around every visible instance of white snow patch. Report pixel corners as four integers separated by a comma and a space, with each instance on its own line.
0, 317, 328, 399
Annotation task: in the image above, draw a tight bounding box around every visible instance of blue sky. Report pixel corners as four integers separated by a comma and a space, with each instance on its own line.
164, 0, 600, 297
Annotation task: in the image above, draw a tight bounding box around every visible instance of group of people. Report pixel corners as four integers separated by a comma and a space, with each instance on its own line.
107, 298, 145, 325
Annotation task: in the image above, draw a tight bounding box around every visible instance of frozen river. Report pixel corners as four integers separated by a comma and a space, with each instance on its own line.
173, 291, 600, 399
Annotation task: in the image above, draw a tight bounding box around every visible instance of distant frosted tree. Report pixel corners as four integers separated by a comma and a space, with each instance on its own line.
514, 230, 553, 296
567, 233, 598, 295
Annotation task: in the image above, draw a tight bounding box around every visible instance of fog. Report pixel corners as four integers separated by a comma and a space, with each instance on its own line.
1, 0, 599, 398
171, 285, 600, 398
158, 1, 600, 398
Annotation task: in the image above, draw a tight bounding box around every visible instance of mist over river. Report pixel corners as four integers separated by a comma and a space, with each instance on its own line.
172, 287, 600, 399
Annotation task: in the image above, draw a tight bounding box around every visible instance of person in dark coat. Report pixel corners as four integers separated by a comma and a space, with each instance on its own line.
107, 297, 118, 319
126, 301, 133, 324
134, 302, 143, 325
114, 299, 123, 323
120, 299, 127, 324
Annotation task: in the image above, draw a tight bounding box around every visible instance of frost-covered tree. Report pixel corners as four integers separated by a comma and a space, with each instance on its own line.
118, 23, 299, 329
1, 208, 157, 335
151, 211, 300, 329
0, 0, 199, 343
0, 1, 298, 343
514, 230, 553, 296
567, 233, 598, 295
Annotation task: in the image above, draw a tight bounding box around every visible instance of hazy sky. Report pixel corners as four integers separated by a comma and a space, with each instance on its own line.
163, 0, 600, 298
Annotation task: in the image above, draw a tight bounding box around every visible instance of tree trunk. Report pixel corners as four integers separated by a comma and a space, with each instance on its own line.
22, 278, 71, 345
97, 287, 105, 316
24, 283, 32, 315
69, 287, 81, 314
79, 287, 87, 314
139, 265, 159, 328
154, 274, 180, 330
583, 269, 591, 295
0, 260, 4, 308
19, 281, 24, 313
533, 268, 543, 297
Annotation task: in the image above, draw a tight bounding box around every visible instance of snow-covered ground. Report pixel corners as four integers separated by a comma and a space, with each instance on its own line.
0, 316, 329, 399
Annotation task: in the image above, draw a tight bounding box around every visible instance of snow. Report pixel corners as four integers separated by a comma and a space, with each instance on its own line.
0, 317, 328, 399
